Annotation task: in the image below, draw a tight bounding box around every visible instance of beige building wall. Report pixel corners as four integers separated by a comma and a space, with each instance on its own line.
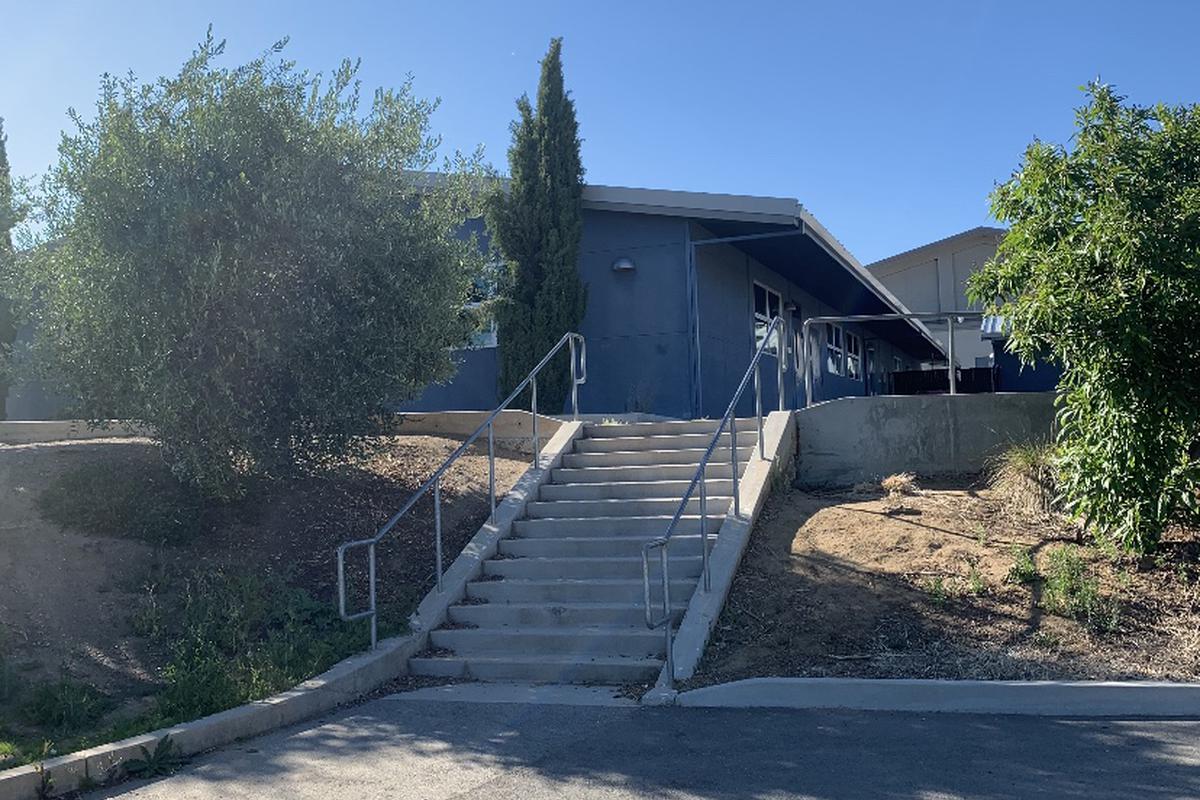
866, 227, 1005, 367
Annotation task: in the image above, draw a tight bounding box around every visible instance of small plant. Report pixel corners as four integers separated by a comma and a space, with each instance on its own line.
123, 735, 184, 778
1006, 545, 1040, 585
966, 564, 988, 596
34, 741, 54, 799
1041, 547, 1121, 633
922, 576, 950, 606
881, 472, 917, 498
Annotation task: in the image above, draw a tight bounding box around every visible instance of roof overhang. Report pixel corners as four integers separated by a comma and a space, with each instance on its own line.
581, 184, 803, 227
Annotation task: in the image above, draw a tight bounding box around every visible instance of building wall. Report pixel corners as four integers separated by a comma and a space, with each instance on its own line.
395, 347, 499, 412
992, 341, 1063, 392
574, 211, 693, 417
397, 209, 694, 417
693, 229, 918, 418
794, 391, 1056, 487
867, 229, 1004, 368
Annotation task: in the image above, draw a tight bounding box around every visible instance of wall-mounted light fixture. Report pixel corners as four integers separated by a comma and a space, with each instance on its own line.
783, 300, 798, 312
611, 256, 636, 273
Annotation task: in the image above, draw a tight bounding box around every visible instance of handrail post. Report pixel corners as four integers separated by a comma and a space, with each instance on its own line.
660, 546, 673, 687
730, 415, 740, 517
700, 467, 710, 591
777, 318, 786, 412
947, 315, 957, 395
487, 420, 496, 524
569, 336, 579, 421
754, 361, 764, 461
531, 377, 539, 467
368, 543, 377, 649
434, 477, 443, 593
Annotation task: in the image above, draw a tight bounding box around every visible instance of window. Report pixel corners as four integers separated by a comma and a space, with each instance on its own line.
464, 258, 503, 349
825, 323, 844, 376
893, 356, 903, 372
753, 282, 782, 355
845, 331, 862, 380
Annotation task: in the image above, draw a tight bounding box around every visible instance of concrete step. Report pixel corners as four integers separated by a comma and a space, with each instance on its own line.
430, 626, 666, 657
498, 534, 711, 559
539, 478, 736, 501
524, 496, 733, 518
447, 602, 685, 628
483, 556, 704, 580
562, 445, 756, 469
583, 419, 757, 439
408, 654, 663, 683
466, 578, 697, 604
552, 462, 741, 484
574, 431, 752, 454
512, 514, 722, 538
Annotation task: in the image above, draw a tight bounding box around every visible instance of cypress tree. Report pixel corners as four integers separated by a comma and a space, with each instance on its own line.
0, 119, 16, 420
489, 38, 587, 413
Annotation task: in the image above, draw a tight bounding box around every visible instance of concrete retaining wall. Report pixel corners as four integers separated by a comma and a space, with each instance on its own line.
795, 392, 1055, 487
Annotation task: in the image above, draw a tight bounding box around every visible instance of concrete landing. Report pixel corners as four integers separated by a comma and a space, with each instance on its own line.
384, 681, 637, 707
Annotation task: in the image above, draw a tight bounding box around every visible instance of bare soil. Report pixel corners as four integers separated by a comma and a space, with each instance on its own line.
0, 436, 527, 707
686, 480, 1200, 688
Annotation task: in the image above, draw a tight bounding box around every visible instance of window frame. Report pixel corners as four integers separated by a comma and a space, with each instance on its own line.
752, 281, 783, 356
825, 322, 845, 376
845, 330, 862, 380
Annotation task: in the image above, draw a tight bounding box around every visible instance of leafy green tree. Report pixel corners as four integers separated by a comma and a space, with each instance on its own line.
488, 38, 586, 412
968, 84, 1200, 553
0, 118, 19, 420
16, 32, 486, 496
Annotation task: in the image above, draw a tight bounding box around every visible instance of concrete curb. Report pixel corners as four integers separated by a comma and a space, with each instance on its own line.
0, 420, 150, 445
664, 411, 797, 684
0, 422, 585, 800
0, 633, 421, 800
673, 677, 1200, 717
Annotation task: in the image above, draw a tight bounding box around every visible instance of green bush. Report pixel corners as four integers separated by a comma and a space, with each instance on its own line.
152, 571, 367, 722
19, 679, 111, 734
969, 84, 1200, 554
13, 31, 487, 497
1042, 547, 1121, 633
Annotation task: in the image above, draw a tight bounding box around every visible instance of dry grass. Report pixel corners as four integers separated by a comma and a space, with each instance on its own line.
881, 472, 918, 498
989, 441, 1059, 516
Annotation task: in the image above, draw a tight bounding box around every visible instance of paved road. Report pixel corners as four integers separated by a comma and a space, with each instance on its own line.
98, 692, 1200, 799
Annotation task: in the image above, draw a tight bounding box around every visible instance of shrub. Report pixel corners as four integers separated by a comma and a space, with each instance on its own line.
1042, 547, 1121, 633
968, 84, 1200, 554
19, 679, 111, 734
13, 31, 487, 497
989, 442, 1059, 515
152, 570, 366, 722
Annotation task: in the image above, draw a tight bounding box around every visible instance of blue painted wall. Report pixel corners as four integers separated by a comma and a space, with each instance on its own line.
396, 347, 499, 411
993, 341, 1062, 392
574, 211, 693, 417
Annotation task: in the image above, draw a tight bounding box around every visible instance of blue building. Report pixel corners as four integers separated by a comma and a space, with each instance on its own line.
402, 184, 945, 419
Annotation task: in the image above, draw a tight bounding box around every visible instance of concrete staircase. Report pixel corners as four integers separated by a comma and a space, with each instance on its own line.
408, 419, 756, 684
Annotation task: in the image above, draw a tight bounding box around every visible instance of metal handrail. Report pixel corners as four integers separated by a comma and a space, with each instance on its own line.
337, 331, 587, 648
641, 316, 785, 684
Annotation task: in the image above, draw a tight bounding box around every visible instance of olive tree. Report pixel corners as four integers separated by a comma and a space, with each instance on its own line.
968, 84, 1200, 553
17, 33, 487, 496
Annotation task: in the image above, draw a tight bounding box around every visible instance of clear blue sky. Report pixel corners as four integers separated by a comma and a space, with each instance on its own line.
2, 0, 1197, 263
